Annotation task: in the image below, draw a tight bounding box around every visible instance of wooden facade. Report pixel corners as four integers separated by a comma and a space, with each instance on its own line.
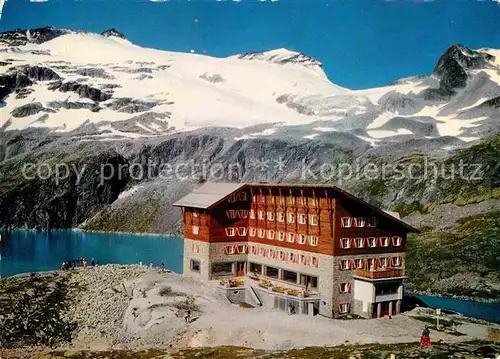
182, 184, 413, 258
175, 183, 418, 318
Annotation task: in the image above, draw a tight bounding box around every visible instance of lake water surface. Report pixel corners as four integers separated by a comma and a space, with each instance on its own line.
0, 229, 183, 277
1, 230, 499, 324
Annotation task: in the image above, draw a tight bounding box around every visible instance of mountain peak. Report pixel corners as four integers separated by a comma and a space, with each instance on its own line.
101, 28, 127, 40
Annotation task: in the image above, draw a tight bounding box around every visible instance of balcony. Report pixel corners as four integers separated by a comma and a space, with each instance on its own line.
375, 292, 401, 302
354, 268, 405, 280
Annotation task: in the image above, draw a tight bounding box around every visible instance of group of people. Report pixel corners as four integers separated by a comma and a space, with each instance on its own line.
141, 261, 166, 272
61, 257, 97, 270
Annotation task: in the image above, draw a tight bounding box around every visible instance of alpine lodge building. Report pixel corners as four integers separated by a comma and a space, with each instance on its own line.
173, 182, 419, 319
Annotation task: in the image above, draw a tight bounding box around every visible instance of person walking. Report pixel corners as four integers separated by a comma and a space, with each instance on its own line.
91, 258, 95, 267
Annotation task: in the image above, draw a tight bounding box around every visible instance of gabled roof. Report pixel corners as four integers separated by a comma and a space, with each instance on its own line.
172, 182, 246, 209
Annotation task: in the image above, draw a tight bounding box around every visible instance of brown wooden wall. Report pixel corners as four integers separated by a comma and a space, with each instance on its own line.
334, 198, 408, 256
183, 208, 210, 242
208, 190, 251, 243
180, 185, 412, 258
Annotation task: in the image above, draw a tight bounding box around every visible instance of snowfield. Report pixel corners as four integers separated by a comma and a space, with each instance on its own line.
1, 28, 499, 148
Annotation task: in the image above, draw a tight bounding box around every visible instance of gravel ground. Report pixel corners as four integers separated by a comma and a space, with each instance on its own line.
49, 264, 500, 352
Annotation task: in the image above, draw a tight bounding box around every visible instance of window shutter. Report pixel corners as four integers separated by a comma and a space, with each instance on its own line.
347, 283, 352, 293
347, 303, 351, 312
337, 304, 341, 313
223, 246, 229, 255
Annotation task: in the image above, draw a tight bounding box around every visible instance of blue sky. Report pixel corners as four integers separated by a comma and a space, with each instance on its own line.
1, 0, 499, 89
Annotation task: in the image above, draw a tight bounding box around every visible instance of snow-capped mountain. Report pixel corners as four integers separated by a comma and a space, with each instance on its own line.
1, 27, 500, 153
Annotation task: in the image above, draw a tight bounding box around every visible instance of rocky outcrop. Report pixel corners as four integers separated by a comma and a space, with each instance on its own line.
101, 28, 127, 40
0, 27, 70, 47
0, 65, 61, 101
433, 44, 495, 92
105, 98, 158, 113
10, 102, 45, 117
49, 80, 112, 102
0, 144, 129, 230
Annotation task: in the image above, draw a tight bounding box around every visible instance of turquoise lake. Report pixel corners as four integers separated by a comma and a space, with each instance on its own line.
0, 229, 184, 277
0, 229, 499, 324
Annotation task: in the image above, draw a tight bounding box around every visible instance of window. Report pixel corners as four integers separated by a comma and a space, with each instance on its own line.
277, 212, 285, 222
381, 237, 390, 247
341, 238, 351, 249
226, 210, 237, 219
267, 211, 275, 221
267, 230, 275, 240
311, 198, 318, 207
370, 217, 378, 227
392, 256, 402, 267
277, 231, 285, 241
309, 236, 319, 246
339, 283, 350, 293
368, 237, 377, 248
249, 262, 262, 275
190, 259, 200, 273
238, 245, 247, 254
228, 194, 236, 203
283, 270, 297, 283
226, 246, 235, 254
192, 211, 199, 218
249, 227, 256, 237
258, 210, 265, 220
260, 196, 266, 204
368, 258, 376, 270
341, 217, 352, 228
379, 257, 388, 268
340, 260, 350, 270
266, 266, 279, 279
239, 210, 248, 219
287, 233, 295, 243
393, 236, 402, 246
192, 225, 199, 235
297, 197, 305, 206
250, 209, 255, 219
238, 227, 247, 236
298, 214, 306, 224
355, 237, 364, 248
300, 274, 318, 289
338, 303, 350, 314
258, 229, 265, 238
354, 259, 364, 269
287, 212, 295, 224
211, 262, 232, 276
225, 227, 235, 236
355, 217, 366, 227
298, 234, 307, 244
288, 197, 295, 205
309, 214, 318, 225
239, 192, 247, 201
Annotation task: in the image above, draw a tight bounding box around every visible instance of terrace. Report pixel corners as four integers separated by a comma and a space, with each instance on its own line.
354, 268, 406, 281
